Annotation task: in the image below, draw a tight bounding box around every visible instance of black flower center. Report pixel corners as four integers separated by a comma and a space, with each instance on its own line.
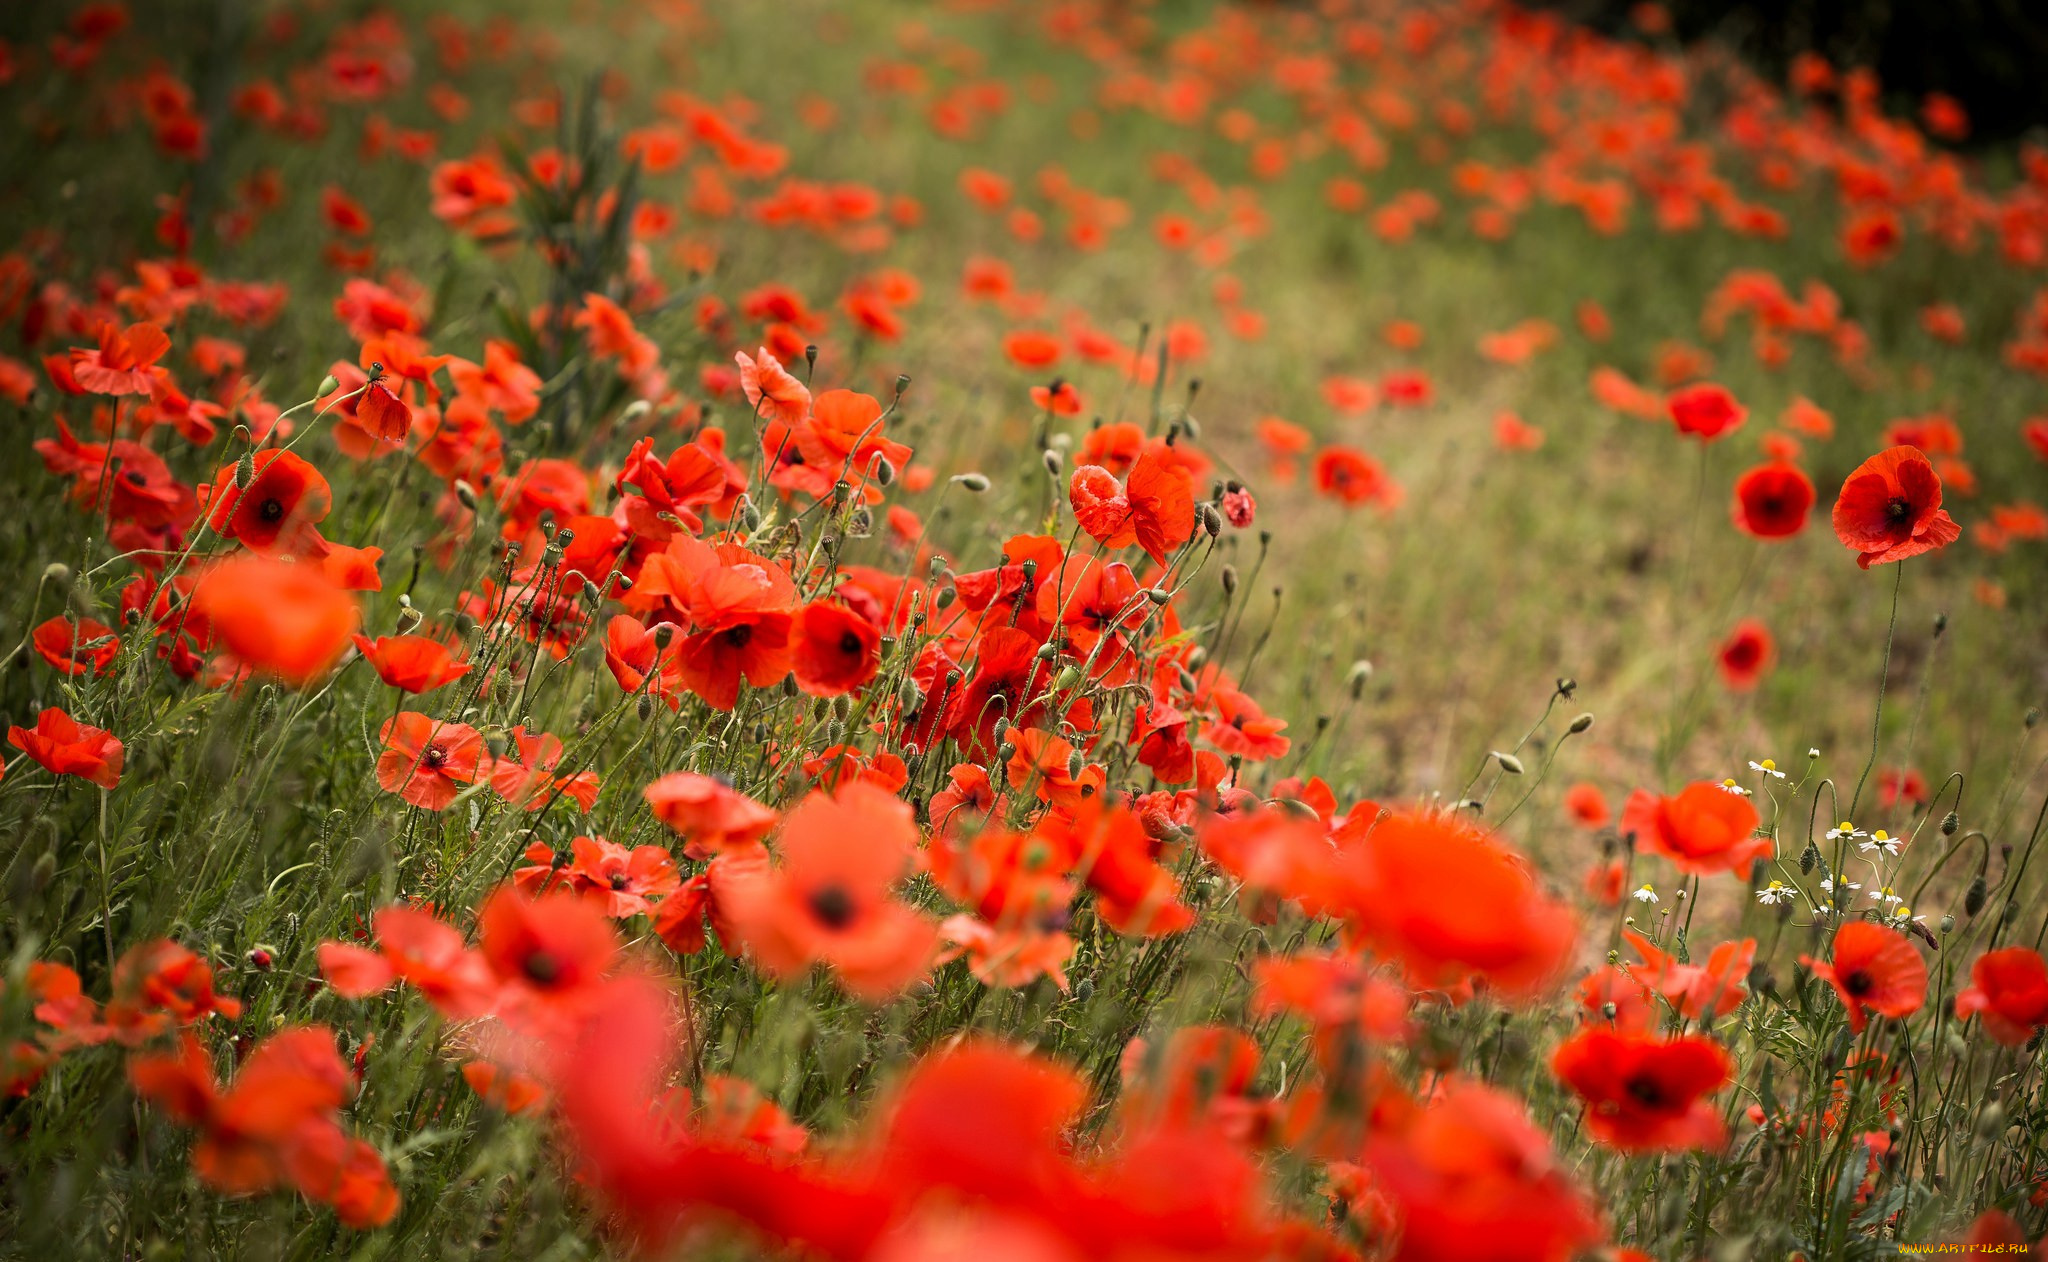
1885, 496, 1911, 522
1625, 1075, 1668, 1109
838, 630, 863, 655
724, 624, 753, 649
1842, 968, 1875, 997
523, 950, 560, 985
807, 884, 856, 929
258, 497, 285, 522
609, 873, 630, 891
421, 744, 448, 769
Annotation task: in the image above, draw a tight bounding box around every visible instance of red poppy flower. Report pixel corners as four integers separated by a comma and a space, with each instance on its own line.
1003, 330, 1062, 369
1717, 618, 1775, 691
644, 771, 778, 858
102, 940, 241, 1042
450, 339, 542, 424
564, 834, 682, 919
1623, 929, 1755, 1020
9, 707, 124, 789
1732, 462, 1814, 539
32, 616, 120, 676
189, 556, 357, 687
477, 884, 620, 1012
355, 374, 412, 445
205, 449, 333, 556
718, 782, 938, 1000
69, 322, 172, 395
1205, 686, 1290, 761
1831, 446, 1961, 569
735, 346, 810, 427
1954, 947, 2048, 1046
375, 712, 483, 811
1564, 782, 1609, 828
1312, 446, 1401, 509
791, 600, 879, 696
318, 904, 495, 1019
1802, 921, 1927, 1032
1666, 382, 1747, 441
1068, 449, 1194, 566
1552, 1029, 1732, 1152
489, 726, 600, 813
1339, 810, 1577, 1001
1621, 783, 1768, 877
1029, 379, 1083, 415
350, 633, 470, 693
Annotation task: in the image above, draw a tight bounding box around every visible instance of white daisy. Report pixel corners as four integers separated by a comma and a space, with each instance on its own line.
1748, 758, 1787, 779
1868, 885, 1902, 908
1825, 820, 1866, 842
1632, 883, 1660, 904
1719, 778, 1753, 797
1756, 880, 1795, 906
1859, 829, 1902, 857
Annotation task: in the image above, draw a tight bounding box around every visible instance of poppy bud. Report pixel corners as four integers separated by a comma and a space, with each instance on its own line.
318, 374, 339, 397
235, 453, 256, 489
1177, 667, 1198, 693
1347, 660, 1372, 699
740, 500, 762, 531
934, 587, 956, 610
953, 473, 991, 492
454, 480, 478, 510
1074, 977, 1094, 1002
804, 344, 819, 373
1198, 502, 1222, 537
1035, 642, 1058, 662
1569, 712, 1595, 733
453, 611, 477, 638
29, 850, 56, 892
992, 717, 1010, 747
1066, 749, 1084, 779
1042, 450, 1063, 476
1145, 587, 1170, 605
1221, 564, 1238, 596
872, 455, 897, 486
1941, 811, 1958, 835
620, 399, 652, 422
41, 562, 72, 590
1798, 842, 1818, 873
1053, 666, 1083, 693
247, 947, 274, 971
638, 693, 654, 721
1932, 612, 1947, 637
1964, 874, 1987, 916
614, 573, 634, 592
1493, 752, 1525, 775
898, 678, 923, 712
1977, 1102, 2007, 1141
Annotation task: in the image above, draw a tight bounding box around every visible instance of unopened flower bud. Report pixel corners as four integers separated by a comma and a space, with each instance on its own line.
1197, 502, 1222, 537
41, 562, 72, 590
1145, 586, 1171, 605
620, 399, 652, 422
1347, 660, 1372, 699
1964, 875, 1987, 917
235, 453, 256, 489
1042, 449, 1063, 476
953, 472, 991, 493
1569, 712, 1594, 734
453, 479, 478, 510
1942, 811, 1959, 836
872, 455, 897, 486
1220, 564, 1238, 596
637, 693, 654, 721
1494, 752, 1525, 775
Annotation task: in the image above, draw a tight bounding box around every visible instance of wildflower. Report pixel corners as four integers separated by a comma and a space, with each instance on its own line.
1716, 619, 1774, 691
69, 322, 172, 395
477, 885, 620, 1014
1666, 382, 1746, 441
204, 449, 332, 556
375, 712, 483, 811
1634, 884, 1660, 904
1859, 830, 1901, 857
1564, 782, 1609, 828
189, 556, 358, 687
790, 600, 880, 697
8, 707, 124, 789
1831, 446, 1961, 569
717, 782, 938, 1000
31, 616, 120, 676
1068, 449, 1196, 566
350, 633, 470, 693
1826, 821, 1866, 842
643, 771, 777, 858
1732, 462, 1814, 538
1718, 779, 1752, 796
1748, 759, 1786, 779
1803, 921, 1927, 1032
1622, 783, 1770, 878
1552, 1029, 1732, 1152
1954, 947, 2048, 1046
318, 905, 494, 1019
1757, 881, 1794, 905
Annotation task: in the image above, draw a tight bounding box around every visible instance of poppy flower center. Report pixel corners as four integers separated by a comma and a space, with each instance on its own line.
1885, 496, 1911, 522
421, 744, 448, 769
609, 872, 631, 891
258, 496, 285, 522
1842, 968, 1875, 997
522, 950, 561, 985
807, 884, 857, 929
724, 624, 753, 648
1624, 1075, 1668, 1109
838, 630, 863, 655
124, 469, 148, 486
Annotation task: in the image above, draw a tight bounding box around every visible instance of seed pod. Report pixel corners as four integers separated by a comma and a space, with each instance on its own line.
1035, 642, 1059, 662
934, 586, 957, 610
1965, 874, 1987, 916
952, 472, 991, 493
1220, 564, 1238, 596
29, 850, 56, 892
318, 374, 339, 396
1569, 712, 1595, 734
1942, 811, 1959, 836
1145, 586, 1171, 605
1940, 913, 1955, 935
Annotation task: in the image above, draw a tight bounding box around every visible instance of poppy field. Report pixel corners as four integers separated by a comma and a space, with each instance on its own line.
4, 0, 2048, 1258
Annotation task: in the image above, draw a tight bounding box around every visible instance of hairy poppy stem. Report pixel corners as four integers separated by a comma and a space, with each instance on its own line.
1848, 563, 1905, 819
